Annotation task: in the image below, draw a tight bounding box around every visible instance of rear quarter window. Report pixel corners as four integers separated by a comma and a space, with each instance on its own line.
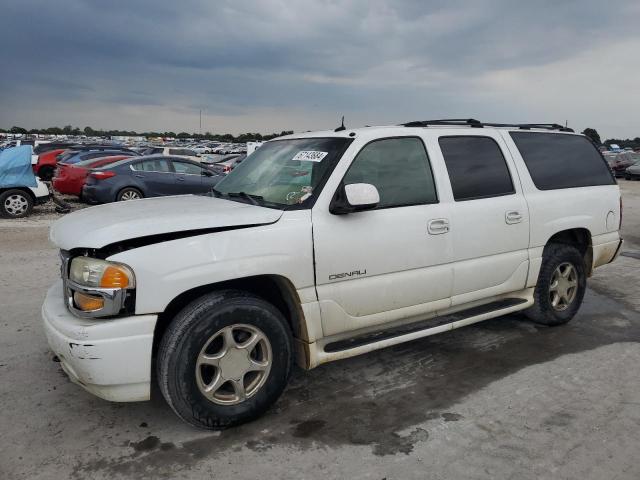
510, 132, 615, 190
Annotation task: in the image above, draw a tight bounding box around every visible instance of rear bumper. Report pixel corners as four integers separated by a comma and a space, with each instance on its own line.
42, 280, 156, 402
81, 185, 112, 204
34, 194, 50, 205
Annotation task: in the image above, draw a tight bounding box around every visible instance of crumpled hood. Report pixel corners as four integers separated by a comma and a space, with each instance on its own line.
50, 195, 283, 250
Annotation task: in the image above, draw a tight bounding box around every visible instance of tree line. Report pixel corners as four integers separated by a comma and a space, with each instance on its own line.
0, 125, 294, 143
3, 124, 639, 149
581, 128, 640, 150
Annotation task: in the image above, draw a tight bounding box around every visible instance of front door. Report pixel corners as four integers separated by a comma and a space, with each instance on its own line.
170, 159, 206, 194
130, 158, 174, 197
312, 136, 453, 337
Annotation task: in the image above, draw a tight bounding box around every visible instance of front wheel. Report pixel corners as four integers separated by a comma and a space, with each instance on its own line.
157, 290, 293, 429
525, 244, 587, 326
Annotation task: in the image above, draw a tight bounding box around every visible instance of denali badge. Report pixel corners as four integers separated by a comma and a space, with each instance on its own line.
329, 269, 367, 281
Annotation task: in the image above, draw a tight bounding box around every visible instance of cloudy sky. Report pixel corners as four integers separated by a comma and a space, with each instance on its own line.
1, 0, 639, 138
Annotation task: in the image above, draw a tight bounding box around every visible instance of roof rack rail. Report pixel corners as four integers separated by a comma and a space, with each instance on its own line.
400, 119, 574, 132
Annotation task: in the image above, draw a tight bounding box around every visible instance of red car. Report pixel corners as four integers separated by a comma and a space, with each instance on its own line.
53, 155, 130, 196
33, 148, 67, 180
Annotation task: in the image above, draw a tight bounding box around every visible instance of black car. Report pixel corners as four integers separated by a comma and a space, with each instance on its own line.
82, 155, 222, 203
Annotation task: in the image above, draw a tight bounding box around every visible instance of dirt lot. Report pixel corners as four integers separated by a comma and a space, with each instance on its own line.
1, 182, 640, 480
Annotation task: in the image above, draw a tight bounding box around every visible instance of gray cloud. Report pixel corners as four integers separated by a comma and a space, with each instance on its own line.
1, 0, 639, 137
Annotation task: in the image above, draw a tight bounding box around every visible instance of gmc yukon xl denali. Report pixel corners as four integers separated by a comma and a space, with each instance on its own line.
42, 120, 623, 429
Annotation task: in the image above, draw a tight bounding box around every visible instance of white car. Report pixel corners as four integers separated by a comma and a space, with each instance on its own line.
1, 177, 50, 218
42, 120, 622, 429
143, 146, 200, 161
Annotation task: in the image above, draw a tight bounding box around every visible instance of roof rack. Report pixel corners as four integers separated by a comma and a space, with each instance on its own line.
400, 119, 574, 132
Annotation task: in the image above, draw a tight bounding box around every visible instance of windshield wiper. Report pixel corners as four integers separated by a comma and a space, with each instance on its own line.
226, 191, 263, 206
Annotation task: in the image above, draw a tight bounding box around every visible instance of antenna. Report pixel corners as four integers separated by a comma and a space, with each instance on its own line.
334, 116, 346, 132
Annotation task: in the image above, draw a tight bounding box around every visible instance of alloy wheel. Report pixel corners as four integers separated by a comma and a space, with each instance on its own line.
549, 262, 578, 311
120, 190, 141, 201
195, 324, 272, 405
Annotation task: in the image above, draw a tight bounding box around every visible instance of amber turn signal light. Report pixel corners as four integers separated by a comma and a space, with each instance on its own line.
74, 292, 105, 311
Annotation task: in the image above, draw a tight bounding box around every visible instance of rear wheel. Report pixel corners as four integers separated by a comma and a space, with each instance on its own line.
116, 187, 143, 201
0, 189, 34, 218
525, 243, 586, 326
157, 290, 293, 429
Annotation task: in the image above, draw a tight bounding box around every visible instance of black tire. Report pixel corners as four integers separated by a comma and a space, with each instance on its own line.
157, 290, 294, 429
525, 243, 587, 326
38, 165, 55, 181
116, 187, 143, 202
0, 189, 34, 218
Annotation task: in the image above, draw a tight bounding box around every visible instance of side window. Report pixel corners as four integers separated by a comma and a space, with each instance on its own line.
172, 161, 203, 175
342, 137, 437, 209
509, 132, 615, 190
132, 159, 171, 172
439, 136, 514, 201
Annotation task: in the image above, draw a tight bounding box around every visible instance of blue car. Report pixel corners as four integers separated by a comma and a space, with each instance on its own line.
60, 148, 138, 165
82, 155, 222, 203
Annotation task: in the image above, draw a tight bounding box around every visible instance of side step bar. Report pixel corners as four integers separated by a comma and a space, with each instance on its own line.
323, 298, 529, 354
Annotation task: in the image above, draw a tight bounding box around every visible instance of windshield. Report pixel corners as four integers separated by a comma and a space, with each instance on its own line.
214, 137, 352, 208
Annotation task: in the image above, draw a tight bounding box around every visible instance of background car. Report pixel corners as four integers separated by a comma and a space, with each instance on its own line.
82, 155, 222, 203
0, 146, 50, 218
606, 151, 640, 177
142, 146, 200, 160
208, 154, 247, 174
58, 148, 138, 165
33, 148, 69, 180
625, 161, 640, 180
52, 155, 131, 197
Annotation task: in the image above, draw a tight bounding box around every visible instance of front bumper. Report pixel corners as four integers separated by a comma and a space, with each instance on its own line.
42, 280, 157, 402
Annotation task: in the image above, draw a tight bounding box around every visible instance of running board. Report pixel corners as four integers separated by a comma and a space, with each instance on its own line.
323, 298, 529, 354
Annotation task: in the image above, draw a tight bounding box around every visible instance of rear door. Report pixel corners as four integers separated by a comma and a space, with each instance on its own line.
433, 131, 529, 306
129, 158, 174, 196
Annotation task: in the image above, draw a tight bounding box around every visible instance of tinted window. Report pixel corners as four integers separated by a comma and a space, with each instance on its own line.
172, 161, 203, 175
510, 132, 616, 189
343, 137, 437, 209
132, 159, 171, 172
439, 136, 514, 201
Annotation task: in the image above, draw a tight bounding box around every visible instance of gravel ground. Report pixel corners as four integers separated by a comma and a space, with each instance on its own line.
1, 181, 639, 480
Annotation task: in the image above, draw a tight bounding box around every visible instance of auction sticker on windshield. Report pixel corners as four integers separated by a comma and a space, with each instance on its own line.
293, 151, 328, 162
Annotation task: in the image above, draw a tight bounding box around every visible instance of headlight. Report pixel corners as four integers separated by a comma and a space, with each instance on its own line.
69, 257, 135, 289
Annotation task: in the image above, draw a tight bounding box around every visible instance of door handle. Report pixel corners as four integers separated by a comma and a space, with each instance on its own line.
505, 210, 523, 224
134, 174, 144, 178
176, 177, 185, 181
428, 218, 450, 235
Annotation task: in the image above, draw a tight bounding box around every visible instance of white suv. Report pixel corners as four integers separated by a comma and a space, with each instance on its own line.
42, 120, 622, 429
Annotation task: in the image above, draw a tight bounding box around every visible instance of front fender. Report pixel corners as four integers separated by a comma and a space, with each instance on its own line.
108, 210, 314, 314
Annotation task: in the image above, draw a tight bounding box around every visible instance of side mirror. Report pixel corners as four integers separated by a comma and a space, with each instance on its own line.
330, 183, 380, 215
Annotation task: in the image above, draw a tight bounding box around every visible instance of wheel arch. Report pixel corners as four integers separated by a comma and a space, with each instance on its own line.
152, 274, 308, 363
0, 187, 36, 201
544, 227, 593, 276
116, 185, 143, 201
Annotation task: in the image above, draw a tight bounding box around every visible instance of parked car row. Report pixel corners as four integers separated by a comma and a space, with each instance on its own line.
604, 151, 640, 178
